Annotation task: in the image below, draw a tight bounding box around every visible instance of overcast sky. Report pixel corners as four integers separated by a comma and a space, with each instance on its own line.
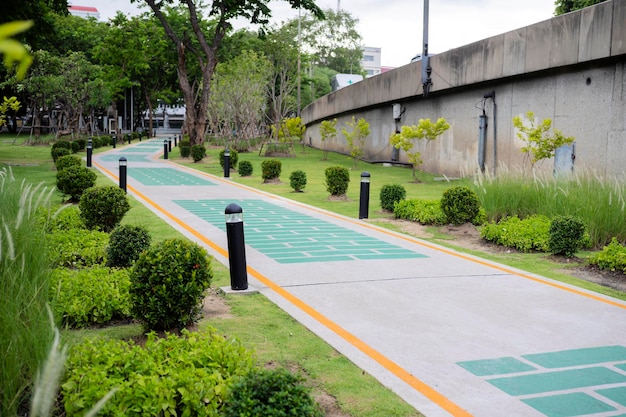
71, 0, 556, 68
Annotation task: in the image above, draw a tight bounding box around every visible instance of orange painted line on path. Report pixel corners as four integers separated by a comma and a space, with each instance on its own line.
95, 159, 472, 417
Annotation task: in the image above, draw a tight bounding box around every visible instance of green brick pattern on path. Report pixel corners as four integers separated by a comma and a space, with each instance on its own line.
457, 346, 626, 416
128, 168, 216, 186
100, 154, 149, 162
174, 199, 427, 264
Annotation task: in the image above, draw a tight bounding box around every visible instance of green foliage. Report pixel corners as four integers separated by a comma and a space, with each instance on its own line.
440, 186, 481, 225
75, 138, 86, 150
555, 0, 604, 15
191, 144, 207, 162
51, 146, 70, 163
0, 96, 21, 127
224, 368, 323, 417
56, 165, 97, 202
589, 238, 626, 273
379, 184, 406, 211
512, 111, 575, 167
220, 149, 239, 169
62, 328, 255, 417
47, 228, 109, 268
261, 159, 282, 181
238, 160, 253, 176
130, 238, 213, 331
0, 21, 33, 79
319, 118, 337, 160
393, 199, 447, 225
106, 224, 151, 268
390, 118, 450, 180
180, 140, 191, 158
341, 116, 370, 168
51, 140, 71, 151
70, 140, 81, 154
79, 185, 130, 232
50, 267, 132, 328
289, 170, 307, 192
45, 205, 86, 232
273, 117, 306, 142
480, 215, 551, 252
0, 170, 53, 416
324, 165, 350, 196
55, 154, 82, 171
548, 216, 586, 257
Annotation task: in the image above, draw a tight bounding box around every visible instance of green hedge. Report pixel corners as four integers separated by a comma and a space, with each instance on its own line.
480, 215, 551, 252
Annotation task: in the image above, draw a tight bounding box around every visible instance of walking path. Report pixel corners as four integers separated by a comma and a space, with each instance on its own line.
93, 138, 626, 417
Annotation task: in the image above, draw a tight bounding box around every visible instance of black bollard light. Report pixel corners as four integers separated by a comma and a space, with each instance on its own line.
119, 157, 127, 193
223, 149, 230, 178
174, 135, 177, 147
359, 171, 370, 219
225, 203, 248, 290
86, 138, 93, 167
163, 140, 169, 160
111, 133, 117, 149
168, 137, 172, 152
127, 134, 131, 145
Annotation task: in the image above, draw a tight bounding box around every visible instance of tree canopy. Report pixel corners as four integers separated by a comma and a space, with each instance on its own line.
554, 0, 606, 15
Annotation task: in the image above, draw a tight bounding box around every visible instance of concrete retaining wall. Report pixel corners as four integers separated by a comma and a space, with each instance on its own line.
301, 0, 626, 177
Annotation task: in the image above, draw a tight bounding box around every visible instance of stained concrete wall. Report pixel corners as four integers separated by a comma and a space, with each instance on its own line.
301, 0, 626, 177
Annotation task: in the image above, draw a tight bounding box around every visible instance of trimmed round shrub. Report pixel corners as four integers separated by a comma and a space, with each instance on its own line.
56, 165, 97, 202
224, 368, 323, 417
130, 238, 213, 331
324, 165, 350, 196
180, 139, 191, 158
238, 160, 253, 176
219, 149, 239, 170
79, 185, 130, 232
191, 144, 207, 162
549, 215, 586, 257
289, 170, 307, 192
55, 154, 82, 171
261, 159, 282, 181
45, 205, 86, 232
75, 138, 86, 150
106, 224, 151, 268
380, 184, 406, 211
51, 146, 70, 162
70, 141, 81, 154
51, 140, 71, 151
440, 186, 481, 225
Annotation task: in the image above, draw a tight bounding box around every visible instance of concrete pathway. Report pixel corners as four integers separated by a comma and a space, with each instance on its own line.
93, 138, 626, 417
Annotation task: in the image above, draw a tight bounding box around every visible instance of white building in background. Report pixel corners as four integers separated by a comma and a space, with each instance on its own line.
361, 46, 381, 77
68, 5, 100, 19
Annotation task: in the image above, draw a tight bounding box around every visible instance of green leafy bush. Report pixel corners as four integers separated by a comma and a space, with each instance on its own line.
549, 215, 586, 257
46, 205, 86, 232
130, 238, 213, 331
238, 160, 253, 176
47, 228, 109, 268
79, 185, 130, 232
70, 140, 81, 154
51, 146, 70, 162
289, 170, 307, 192
440, 186, 481, 225
55, 154, 82, 171
62, 328, 254, 417
324, 165, 350, 196
380, 184, 406, 211
191, 144, 207, 162
106, 224, 151, 268
75, 138, 86, 150
56, 165, 97, 202
589, 238, 626, 273
50, 267, 132, 327
220, 149, 239, 170
180, 139, 191, 158
52, 140, 71, 151
261, 159, 282, 181
393, 199, 447, 225
480, 215, 551, 252
224, 368, 323, 417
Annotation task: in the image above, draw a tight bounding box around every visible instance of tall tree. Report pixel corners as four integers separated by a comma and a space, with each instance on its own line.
135, 0, 324, 145
297, 8, 363, 74
554, 0, 606, 15
0, 0, 68, 50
